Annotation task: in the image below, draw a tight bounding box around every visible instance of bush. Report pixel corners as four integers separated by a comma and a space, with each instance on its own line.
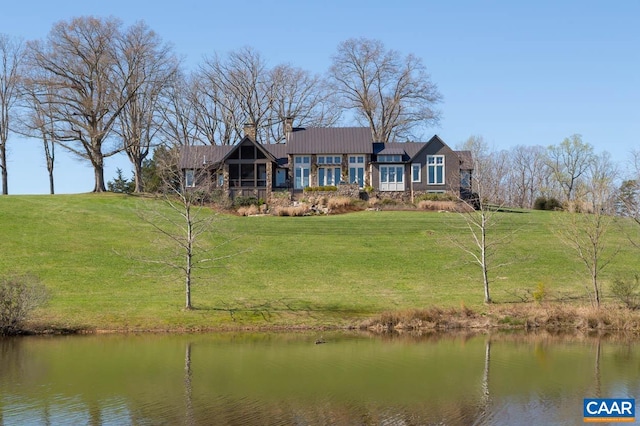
0, 275, 49, 335
233, 196, 259, 207
303, 186, 338, 192
415, 192, 456, 202
534, 196, 562, 211
611, 274, 640, 309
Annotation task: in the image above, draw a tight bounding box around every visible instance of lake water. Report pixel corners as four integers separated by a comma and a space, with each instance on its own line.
1, 331, 639, 425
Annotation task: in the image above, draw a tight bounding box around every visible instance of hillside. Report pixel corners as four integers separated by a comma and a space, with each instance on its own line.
1, 194, 638, 331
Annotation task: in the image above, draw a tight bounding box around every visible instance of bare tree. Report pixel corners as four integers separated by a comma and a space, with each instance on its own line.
195, 47, 337, 145
507, 145, 548, 208
27, 17, 152, 192
556, 152, 619, 308
114, 21, 178, 192
19, 77, 57, 194
329, 37, 441, 142
450, 136, 516, 304
546, 134, 594, 203
137, 149, 233, 310
0, 34, 25, 195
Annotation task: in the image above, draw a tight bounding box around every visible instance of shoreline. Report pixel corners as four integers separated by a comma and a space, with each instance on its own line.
13, 303, 640, 337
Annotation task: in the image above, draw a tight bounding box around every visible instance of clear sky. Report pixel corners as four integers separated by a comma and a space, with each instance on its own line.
1, 0, 638, 194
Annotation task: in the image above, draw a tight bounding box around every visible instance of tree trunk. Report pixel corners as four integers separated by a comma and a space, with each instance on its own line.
48, 172, 55, 195
481, 212, 492, 304
92, 163, 106, 192
1, 144, 7, 195
133, 158, 144, 193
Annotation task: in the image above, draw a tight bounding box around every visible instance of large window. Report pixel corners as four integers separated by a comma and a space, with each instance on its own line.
427, 155, 445, 185
379, 165, 404, 191
318, 167, 341, 186
294, 156, 310, 189
349, 156, 365, 188
228, 163, 267, 187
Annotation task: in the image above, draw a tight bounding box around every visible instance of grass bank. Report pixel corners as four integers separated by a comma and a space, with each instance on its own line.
1, 194, 639, 333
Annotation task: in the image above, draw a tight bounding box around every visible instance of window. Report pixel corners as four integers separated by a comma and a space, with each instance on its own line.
427, 155, 445, 185
412, 163, 421, 183
217, 173, 224, 187
349, 156, 365, 188
275, 169, 287, 188
379, 165, 405, 191
294, 156, 310, 189
318, 167, 341, 186
317, 155, 341, 165
378, 154, 402, 162
185, 169, 195, 187
461, 170, 471, 189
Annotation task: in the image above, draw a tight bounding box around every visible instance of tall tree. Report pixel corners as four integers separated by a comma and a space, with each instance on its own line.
507, 145, 547, 208
329, 37, 441, 142
195, 47, 337, 145
0, 34, 25, 195
27, 17, 150, 192
546, 134, 594, 203
19, 77, 57, 194
114, 21, 178, 192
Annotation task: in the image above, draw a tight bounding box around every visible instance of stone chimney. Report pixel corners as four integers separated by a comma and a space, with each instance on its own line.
284, 117, 293, 137
243, 122, 257, 140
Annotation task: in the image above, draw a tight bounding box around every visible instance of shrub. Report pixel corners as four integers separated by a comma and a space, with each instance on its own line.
233, 196, 259, 207
0, 275, 49, 335
237, 205, 259, 216
274, 205, 310, 216
532, 282, 548, 303
534, 196, 562, 211
417, 200, 460, 212
415, 192, 456, 202
327, 197, 352, 209
303, 186, 338, 192
611, 274, 640, 309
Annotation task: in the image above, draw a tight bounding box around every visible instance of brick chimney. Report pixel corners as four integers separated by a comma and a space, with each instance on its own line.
243, 122, 257, 140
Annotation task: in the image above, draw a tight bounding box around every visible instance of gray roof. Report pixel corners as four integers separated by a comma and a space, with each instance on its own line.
179, 145, 233, 169
457, 150, 473, 169
287, 127, 373, 154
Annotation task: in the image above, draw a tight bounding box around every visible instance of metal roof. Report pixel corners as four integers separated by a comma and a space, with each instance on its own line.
287, 127, 373, 154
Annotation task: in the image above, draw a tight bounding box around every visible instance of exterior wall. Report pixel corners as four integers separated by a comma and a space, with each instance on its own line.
410, 140, 460, 193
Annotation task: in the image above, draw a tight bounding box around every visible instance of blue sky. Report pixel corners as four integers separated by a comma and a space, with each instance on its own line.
2, 0, 638, 194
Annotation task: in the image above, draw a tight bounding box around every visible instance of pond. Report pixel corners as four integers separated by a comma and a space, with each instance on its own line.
1, 331, 639, 425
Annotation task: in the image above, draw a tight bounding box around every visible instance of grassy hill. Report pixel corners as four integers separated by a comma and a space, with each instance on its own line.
1, 194, 638, 331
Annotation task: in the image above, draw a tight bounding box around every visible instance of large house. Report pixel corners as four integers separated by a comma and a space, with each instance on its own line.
179, 120, 472, 202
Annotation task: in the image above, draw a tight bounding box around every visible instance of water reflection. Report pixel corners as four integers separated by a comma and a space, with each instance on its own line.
1, 332, 639, 425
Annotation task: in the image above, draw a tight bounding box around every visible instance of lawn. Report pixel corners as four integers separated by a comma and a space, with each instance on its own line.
1, 194, 638, 331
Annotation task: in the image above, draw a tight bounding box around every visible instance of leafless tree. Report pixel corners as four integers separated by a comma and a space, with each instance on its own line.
329, 37, 441, 142
267, 64, 340, 142
546, 134, 594, 203
506, 145, 548, 208
27, 17, 153, 192
0, 34, 25, 195
114, 21, 179, 192
195, 47, 337, 145
556, 152, 619, 308
450, 136, 516, 304
157, 71, 201, 147
18, 75, 57, 194
137, 149, 234, 310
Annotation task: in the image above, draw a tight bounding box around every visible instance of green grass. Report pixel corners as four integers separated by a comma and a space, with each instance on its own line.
1, 193, 639, 331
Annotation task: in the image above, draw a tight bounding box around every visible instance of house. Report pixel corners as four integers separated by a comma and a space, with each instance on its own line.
179, 120, 472, 202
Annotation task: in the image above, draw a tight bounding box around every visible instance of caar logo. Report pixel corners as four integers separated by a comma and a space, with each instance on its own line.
583, 398, 635, 423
